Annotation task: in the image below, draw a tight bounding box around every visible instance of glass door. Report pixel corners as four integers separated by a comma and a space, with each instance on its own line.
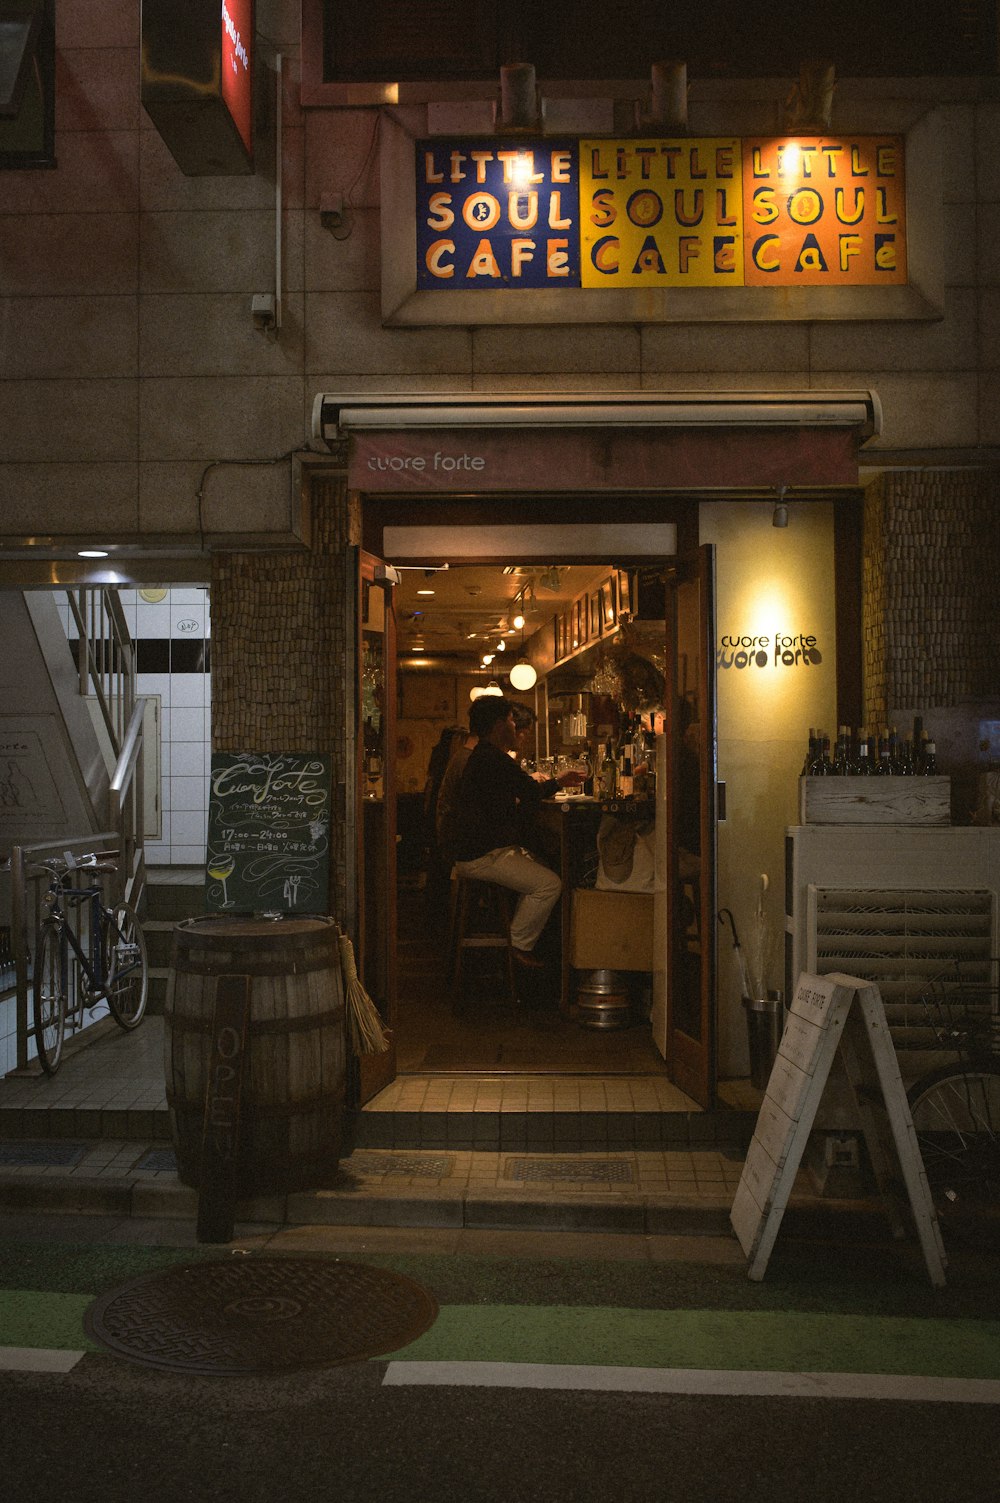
651, 545, 718, 1107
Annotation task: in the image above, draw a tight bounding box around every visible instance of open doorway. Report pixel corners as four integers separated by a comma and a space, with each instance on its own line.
378, 551, 715, 1084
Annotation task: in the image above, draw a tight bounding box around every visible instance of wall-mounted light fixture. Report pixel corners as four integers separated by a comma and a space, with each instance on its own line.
637, 61, 688, 133
772, 485, 789, 529
495, 62, 540, 132
783, 60, 836, 134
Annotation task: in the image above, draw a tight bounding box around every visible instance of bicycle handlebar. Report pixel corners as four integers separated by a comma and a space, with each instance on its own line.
36, 850, 121, 877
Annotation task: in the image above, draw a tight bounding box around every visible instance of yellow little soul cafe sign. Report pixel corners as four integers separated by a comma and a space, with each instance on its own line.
415, 135, 906, 289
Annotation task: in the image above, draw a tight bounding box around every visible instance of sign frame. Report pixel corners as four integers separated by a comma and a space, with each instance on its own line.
381, 108, 945, 326
730, 970, 947, 1288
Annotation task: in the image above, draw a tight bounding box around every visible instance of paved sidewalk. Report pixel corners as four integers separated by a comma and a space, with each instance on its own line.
0, 1017, 887, 1241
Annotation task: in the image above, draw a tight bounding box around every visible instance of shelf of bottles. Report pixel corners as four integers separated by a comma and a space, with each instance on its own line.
802, 719, 937, 778
595, 712, 657, 803
799, 718, 951, 826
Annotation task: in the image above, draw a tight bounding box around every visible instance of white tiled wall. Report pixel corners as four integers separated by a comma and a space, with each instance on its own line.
135, 587, 210, 867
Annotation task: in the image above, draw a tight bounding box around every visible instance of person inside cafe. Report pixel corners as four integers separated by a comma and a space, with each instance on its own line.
453, 697, 583, 969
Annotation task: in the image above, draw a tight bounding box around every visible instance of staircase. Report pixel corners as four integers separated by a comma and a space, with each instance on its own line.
144, 868, 205, 1013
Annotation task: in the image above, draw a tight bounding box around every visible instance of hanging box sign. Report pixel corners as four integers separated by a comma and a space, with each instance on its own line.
141, 0, 254, 176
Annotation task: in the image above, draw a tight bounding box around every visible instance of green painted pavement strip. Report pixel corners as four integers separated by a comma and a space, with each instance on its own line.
5, 1289, 999, 1382
385, 1306, 1000, 1380
0, 1292, 102, 1352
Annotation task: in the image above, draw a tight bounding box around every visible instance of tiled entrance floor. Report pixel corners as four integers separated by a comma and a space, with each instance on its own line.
0, 1017, 758, 1154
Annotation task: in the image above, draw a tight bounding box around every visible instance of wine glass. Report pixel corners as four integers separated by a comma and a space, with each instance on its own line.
207, 854, 236, 908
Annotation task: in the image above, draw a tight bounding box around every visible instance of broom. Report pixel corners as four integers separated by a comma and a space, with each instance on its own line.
338, 933, 389, 1054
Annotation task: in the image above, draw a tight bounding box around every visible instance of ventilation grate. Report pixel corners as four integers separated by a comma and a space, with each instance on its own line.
346, 1152, 454, 1179
812, 887, 994, 1045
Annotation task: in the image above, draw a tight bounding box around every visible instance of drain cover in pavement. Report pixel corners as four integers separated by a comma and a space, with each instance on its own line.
0, 1141, 87, 1168
505, 1157, 634, 1184
84, 1257, 438, 1375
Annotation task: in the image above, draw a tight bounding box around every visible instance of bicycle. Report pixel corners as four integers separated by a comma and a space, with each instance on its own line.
906, 956, 1000, 1238
33, 851, 148, 1074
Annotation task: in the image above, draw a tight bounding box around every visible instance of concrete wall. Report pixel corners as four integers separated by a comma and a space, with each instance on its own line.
1, 5, 999, 549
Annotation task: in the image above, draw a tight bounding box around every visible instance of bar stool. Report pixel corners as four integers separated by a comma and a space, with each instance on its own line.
449, 874, 518, 1010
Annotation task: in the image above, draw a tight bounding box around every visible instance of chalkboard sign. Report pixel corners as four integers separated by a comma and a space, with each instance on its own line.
205, 753, 332, 915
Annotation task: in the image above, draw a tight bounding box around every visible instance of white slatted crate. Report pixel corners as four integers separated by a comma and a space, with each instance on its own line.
799, 776, 950, 825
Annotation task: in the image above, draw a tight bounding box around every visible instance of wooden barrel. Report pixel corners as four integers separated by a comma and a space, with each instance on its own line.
164, 916, 346, 1196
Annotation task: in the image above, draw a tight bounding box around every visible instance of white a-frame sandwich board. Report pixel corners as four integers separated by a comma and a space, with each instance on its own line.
730, 971, 947, 1287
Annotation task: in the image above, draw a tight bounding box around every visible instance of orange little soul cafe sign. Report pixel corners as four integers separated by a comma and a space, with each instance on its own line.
415, 135, 906, 289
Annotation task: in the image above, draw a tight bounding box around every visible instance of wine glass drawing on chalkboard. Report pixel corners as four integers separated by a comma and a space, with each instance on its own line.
207, 854, 236, 908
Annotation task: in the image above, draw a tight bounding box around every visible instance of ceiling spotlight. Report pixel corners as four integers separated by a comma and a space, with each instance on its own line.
78, 548, 109, 558
417, 588, 435, 596
482, 653, 494, 665
512, 613, 525, 630
495, 640, 505, 651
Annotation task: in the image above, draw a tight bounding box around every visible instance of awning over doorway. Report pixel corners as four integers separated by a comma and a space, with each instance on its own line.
312, 390, 880, 493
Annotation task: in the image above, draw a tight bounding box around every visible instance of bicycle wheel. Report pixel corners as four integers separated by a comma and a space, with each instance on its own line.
103, 902, 148, 1029
33, 921, 67, 1074
907, 1063, 1000, 1225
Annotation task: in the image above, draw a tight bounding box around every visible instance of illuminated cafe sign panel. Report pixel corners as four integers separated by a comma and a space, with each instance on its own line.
383, 111, 940, 325
417, 136, 905, 290
141, 0, 254, 176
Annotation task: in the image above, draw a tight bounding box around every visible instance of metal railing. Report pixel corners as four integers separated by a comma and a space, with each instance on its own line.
64, 586, 146, 907
65, 588, 136, 755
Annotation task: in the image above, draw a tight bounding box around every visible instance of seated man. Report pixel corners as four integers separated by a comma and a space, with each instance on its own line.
454, 697, 582, 968
435, 695, 491, 872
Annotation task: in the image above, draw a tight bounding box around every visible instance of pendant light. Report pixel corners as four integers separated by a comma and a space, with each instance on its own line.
508, 616, 537, 691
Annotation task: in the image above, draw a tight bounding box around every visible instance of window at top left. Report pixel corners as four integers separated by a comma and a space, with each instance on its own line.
0, 1, 55, 169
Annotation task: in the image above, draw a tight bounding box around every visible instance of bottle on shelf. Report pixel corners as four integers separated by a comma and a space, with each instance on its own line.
598, 739, 617, 800
801, 728, 818, 776
897, 735, 914, 775
912, 715, 924, 767
876, 727, 893, 775
856, 725, 873, 775
922, 739, 938, 775
833, 725, 858, 776
618, 750, 634, 798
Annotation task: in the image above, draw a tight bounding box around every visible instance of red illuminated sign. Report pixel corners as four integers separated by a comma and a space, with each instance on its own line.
221, 0, 253, 158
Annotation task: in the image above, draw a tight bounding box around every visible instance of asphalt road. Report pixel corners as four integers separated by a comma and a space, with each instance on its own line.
1, 1212, 999, 1502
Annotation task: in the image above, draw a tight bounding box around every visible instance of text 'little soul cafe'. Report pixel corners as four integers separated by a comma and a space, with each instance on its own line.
415, 136, 907, 290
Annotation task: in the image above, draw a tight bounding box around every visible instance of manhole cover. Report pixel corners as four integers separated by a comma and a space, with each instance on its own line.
84, 1257, 438, 1375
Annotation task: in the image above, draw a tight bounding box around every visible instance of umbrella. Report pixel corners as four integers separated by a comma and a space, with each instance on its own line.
718, 907, 752, 1001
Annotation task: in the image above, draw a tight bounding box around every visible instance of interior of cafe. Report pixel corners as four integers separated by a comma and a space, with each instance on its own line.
386, 556, 679, 1080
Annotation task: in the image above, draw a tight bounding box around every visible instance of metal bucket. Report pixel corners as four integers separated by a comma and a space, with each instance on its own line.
742, 989, 785, 1091
576, 968, 632, 1030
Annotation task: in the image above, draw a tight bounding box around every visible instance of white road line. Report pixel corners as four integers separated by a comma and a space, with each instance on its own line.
383, 1361, 1000, 1404
0, 1346, 85, 1374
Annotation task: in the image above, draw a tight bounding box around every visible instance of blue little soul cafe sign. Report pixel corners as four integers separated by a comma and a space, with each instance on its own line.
417, 140, 580, 288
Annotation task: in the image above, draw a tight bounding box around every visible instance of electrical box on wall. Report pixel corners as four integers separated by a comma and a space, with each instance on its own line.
141, 0, 254, 176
